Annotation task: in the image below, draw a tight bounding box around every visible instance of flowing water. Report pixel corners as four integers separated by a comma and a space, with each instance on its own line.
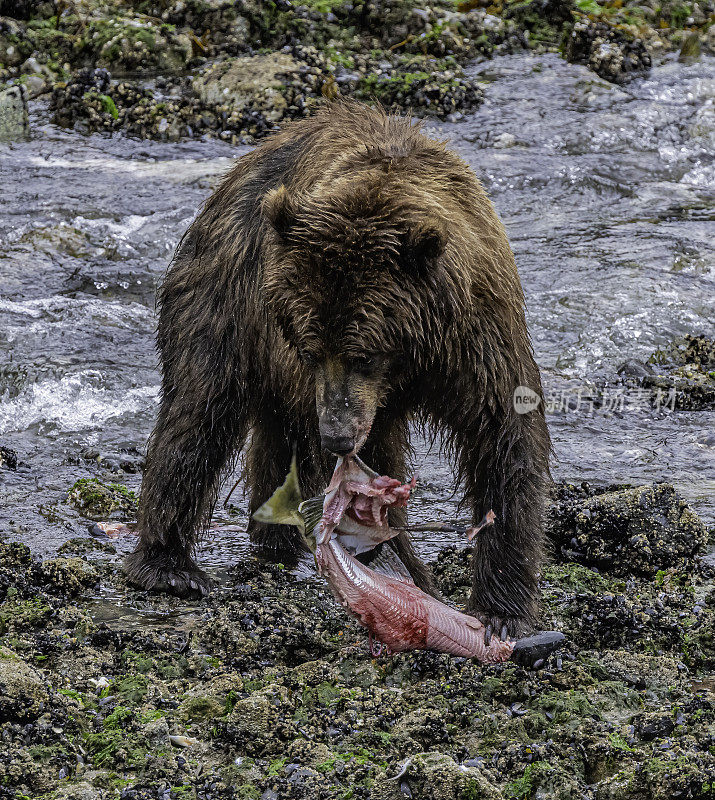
1, 53, 713, 604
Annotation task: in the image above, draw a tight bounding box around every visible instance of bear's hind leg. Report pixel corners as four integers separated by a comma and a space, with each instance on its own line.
246, 410, 325, 563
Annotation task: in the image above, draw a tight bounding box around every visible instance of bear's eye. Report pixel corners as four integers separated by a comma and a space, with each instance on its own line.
353, 355, 380, 375
299, 350, 318, 368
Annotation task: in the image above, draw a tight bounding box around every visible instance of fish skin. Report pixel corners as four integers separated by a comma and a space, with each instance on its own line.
253, 454, 515, 663
315, 535, 514, 663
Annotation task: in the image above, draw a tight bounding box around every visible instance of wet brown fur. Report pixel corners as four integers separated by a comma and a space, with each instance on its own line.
125, 100, 551, 637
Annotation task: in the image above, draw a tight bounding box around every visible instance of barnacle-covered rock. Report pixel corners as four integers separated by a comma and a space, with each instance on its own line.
642, 334, 715, 410
565, 20, 651, 84
37, 557, 100, 597
547, 482, 708, 576
0, 646, 49, 722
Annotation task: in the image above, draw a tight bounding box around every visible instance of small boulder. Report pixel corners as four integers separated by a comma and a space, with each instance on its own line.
0, 84, 29, 141
371, 752, 500, 800
224, 684, 294, 755
548, 483, 708, 575
643, 334, 715, 410
0, 445, 18, 469
51, 782, 103, 800
66, 477, 136, 520
0, 646, 49, 722
193, 53, 299, 121
565, 20, 651, 84
37, 557, 100, 596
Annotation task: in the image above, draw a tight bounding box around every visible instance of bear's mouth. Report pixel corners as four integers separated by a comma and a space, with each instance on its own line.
352, 420, 373, 455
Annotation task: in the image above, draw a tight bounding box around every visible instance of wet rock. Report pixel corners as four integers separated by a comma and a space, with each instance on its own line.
179, 673, 244, 713
193, 52, 300, 119
0, 84, 29, 141
0, 645, 49, 721
354, 55, 484, 118
548, 482, 708, 576
372, 751, 500, 800
641, 334, 715, 410
80, 15, 193, 73
651, 334, 715, 370
544, 561, 715, 663
66, 477, 137, 520
0, 17, 30, 69
57, 537, 117, 556
0, 445, 18, 470
493, 131, 516, 147
179, 694, 225, 722
37, 557, 100, 596
22, 72, 48, 98
678, 30, 702, 61
0, 540, 34, 599
51, 53, 323, 143
17, 222, 95, 258
0, 593, 52, 631
77, 444, 145, 473
143, 714, 171, 749
51, 782, 103, 800
20, 54, 52, 79
616, 358, 655, 379
632, 710, 676, 741
595, 750, 715, 800
565, 20, 652, 84
392, 707, 451, 749
223, 683, 295, 754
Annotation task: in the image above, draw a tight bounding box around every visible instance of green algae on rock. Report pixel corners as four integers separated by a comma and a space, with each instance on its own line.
66, 477, 137, 520
548, 482, 709, 576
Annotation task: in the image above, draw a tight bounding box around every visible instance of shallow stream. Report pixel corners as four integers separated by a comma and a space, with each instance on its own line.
1, 53, 713, 606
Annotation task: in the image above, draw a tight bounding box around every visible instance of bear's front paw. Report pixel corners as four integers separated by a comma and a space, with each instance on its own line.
469, 611, 528, 644
124, 550, 211, 599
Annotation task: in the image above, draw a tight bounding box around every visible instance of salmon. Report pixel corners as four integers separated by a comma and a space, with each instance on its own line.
254, 455, 514, 662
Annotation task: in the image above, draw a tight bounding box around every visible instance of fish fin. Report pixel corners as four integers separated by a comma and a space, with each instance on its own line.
252, 454, 304, 529
361, 545, 415, 583
462, 613, 487, 631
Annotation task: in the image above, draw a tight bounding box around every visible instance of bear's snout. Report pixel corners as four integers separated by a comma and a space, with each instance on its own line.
320, 433, 355, 456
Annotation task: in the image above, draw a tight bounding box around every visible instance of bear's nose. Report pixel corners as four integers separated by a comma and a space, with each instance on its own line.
321, 435, 355, 456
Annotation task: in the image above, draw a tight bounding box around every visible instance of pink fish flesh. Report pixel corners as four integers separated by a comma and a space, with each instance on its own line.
314, 457, 514, 663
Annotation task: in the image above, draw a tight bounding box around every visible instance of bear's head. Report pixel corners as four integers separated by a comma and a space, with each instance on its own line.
261, 173, 451, 456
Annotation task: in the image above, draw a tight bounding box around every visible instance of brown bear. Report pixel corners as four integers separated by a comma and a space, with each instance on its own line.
125, 100, 551, 639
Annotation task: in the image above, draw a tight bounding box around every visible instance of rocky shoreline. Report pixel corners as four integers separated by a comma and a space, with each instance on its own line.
2, 0, 713, 142
0, 467, 713, 799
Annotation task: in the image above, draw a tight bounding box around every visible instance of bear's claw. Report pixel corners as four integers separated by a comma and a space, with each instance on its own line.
124, 551, 211, 599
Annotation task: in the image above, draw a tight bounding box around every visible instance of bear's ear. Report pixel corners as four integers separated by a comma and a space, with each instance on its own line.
263, 185, 296, 238
404, 221, 447, 271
